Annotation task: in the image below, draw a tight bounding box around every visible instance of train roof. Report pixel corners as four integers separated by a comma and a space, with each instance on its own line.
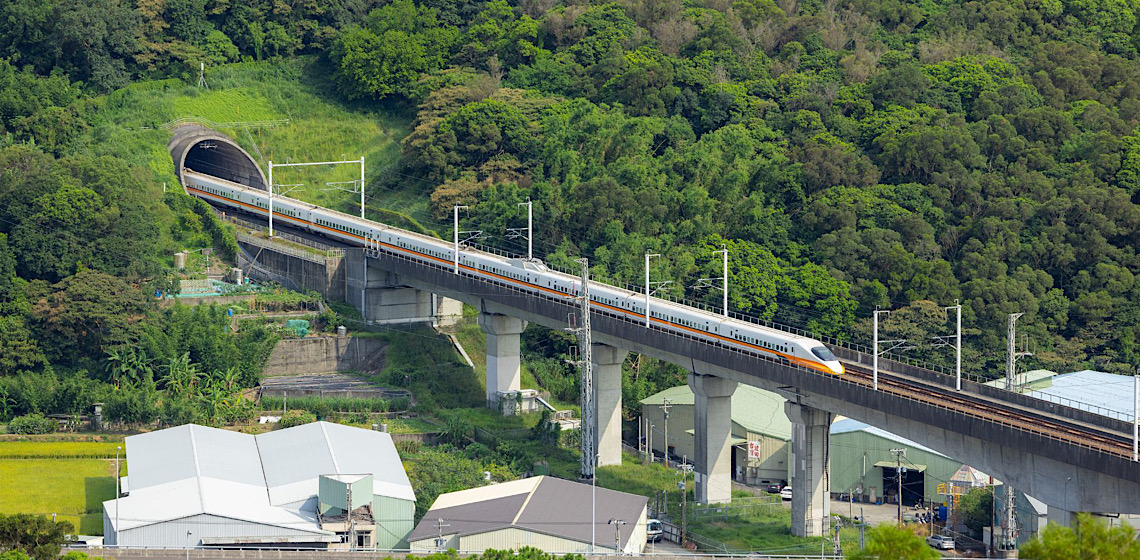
184, 168, 823, 345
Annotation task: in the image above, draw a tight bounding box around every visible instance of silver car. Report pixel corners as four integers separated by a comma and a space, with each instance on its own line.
926, 535, 955, 550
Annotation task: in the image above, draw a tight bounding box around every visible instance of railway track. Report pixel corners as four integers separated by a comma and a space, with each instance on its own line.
840, 360, 1134, 459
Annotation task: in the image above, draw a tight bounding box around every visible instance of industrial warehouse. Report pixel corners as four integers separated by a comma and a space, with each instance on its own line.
407, 476, 648, 554
102, 422, 415, 549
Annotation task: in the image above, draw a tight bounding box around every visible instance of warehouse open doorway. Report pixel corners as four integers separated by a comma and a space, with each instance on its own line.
879, 463, 926, 507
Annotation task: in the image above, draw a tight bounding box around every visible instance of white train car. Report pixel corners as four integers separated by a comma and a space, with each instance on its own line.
182, 168, 844, 375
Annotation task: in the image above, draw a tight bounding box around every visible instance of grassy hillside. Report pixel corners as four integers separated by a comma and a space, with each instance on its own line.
80, 59, 423, 225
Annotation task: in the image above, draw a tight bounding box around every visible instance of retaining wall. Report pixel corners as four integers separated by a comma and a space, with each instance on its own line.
262, 337, 386, 377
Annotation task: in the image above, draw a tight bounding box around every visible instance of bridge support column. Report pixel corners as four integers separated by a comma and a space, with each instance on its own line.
593, 344, 627, 467
785, 402, 832, 537
478, 313, 527, 410
1047, 505, 1076, 527
689, 373, 737, 504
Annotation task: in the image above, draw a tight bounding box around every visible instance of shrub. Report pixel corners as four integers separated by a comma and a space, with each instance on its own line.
276, 410, 316, 429
7, 414, 56, 435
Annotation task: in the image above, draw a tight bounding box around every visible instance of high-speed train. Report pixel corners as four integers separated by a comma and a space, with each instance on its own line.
183, 168, 844, 375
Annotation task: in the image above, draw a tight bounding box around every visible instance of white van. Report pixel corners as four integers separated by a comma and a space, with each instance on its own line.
646, 519, 663, 543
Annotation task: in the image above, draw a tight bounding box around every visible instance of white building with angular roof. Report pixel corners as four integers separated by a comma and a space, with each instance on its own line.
102, 422, 414, 549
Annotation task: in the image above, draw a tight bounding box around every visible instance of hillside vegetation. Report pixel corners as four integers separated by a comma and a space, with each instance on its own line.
1, 0, 1140, 424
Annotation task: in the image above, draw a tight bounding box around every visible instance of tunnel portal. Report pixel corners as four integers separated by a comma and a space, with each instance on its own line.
167, 125, 268, 192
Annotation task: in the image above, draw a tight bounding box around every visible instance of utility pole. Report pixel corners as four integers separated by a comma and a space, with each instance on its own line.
359, 156, 365, 219
115, 445, 121, 543
1006, 313, 1031, 391
347, 482, 355, 550
947, 299, 962, 390
1000, 313, 1030, 553
608, 518, 627, 553
873, 310, 890, 391
832, 515, 843, 557
720, 245, 728, 317
571, 258, 595, 481
267, 160, 274, 237
453, 205, 468, 274
660, 398, 671, 467
507, 199, 534, 261
890, 448, 906, 525
435, 518, 450, 550
1133, 371, 1138, 462
647, 420, 653, 465
679, 458, 692, 547
645, 253, 659, 327
522, 199, 532, 261
1001, 481, 1018, 552
859, 507, 865, 551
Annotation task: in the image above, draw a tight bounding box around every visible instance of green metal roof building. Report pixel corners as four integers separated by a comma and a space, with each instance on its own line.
640, 386, 969, 505
641, 384, 792, 485
829, 419, 963, 506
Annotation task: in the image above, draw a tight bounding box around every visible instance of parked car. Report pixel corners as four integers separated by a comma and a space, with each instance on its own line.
926, 535, 955, 550
646, 519, 663, 543
780, 486, 792, 500
765, 483, 782, 493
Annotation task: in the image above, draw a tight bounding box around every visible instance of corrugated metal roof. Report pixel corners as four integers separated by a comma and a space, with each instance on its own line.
408, 476, 647, 549
103, 478, 327, 534
640, 384, 792, 440
430, 477, 538, 510
257, 422, 415, 504
406, 494, 530, 542
257, 423, 339, 505
830, 419, 947, 457
126, 425, 266, 492
104, 421, 414, 535
1027, 370, 1138, 418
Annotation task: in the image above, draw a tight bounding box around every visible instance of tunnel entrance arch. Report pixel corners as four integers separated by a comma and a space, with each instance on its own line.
167, 125, 268, 192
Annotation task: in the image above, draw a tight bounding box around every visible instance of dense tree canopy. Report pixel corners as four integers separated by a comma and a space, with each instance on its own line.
4, 0, 1140, 416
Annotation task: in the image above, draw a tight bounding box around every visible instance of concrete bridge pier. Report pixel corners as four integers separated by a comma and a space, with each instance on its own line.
690, 373, 737, 504
478, 313, 527, 408
593, 344, 628, 467
1047, 505, 1076, 527
785, 402, 832, 537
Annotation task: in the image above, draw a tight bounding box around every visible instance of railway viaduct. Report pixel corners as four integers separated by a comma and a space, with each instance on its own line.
171, 126, 1140, 540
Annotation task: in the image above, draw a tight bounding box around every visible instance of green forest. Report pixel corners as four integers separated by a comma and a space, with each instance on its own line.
3, 0, 1140, 423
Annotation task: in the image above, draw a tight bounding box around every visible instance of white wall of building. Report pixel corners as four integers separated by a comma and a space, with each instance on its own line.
110, 514, 326, 548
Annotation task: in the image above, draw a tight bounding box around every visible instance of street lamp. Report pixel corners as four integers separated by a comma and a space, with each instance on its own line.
1064, 476, 1072, 523
591, 452, 600, 553
115, 445, 121, 543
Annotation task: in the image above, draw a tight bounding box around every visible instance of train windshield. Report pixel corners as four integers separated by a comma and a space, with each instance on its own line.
811, 346, 837, 362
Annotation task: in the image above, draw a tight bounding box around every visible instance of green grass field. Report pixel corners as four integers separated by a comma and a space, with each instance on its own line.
0, 441, 123, 458
0, 457, 120, 535
595, 453, 862, 555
